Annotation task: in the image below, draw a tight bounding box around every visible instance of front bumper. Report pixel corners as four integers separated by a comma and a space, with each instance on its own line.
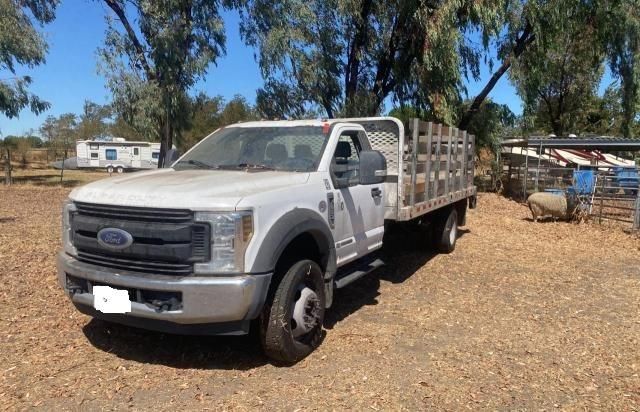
57, 252, 271, 335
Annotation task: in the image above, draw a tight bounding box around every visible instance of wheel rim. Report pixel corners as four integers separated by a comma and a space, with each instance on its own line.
117, 167, 123, 174
448, 217, 457, 245
291, 285, 321, 339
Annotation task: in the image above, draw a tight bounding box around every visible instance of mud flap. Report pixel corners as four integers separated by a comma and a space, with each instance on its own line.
469, 194, 477, 209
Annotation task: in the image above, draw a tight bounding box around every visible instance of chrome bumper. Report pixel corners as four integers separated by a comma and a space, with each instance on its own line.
57, 252, 271, 333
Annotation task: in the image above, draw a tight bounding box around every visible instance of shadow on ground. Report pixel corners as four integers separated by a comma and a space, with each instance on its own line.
325, 225, 468, 328
83, 319, 269, 370
83, 224, 466, 368
10, 174, 83, 187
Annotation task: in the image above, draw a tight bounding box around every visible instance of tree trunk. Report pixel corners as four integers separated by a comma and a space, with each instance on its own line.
458, 25, 535, 130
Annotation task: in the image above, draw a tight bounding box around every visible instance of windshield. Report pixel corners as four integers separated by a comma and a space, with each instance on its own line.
174, 126, 329, 172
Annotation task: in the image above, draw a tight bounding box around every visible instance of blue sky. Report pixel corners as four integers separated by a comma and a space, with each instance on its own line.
0, 1, 613, 137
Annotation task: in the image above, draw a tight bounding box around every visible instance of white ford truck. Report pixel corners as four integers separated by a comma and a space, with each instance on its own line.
58, 117, 476, 363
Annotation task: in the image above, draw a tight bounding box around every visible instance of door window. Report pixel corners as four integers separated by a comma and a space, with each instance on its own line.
106, 149, 117, 160
331, 132, 362, 187
90, 153, 98, 159
133, 148, 139, 156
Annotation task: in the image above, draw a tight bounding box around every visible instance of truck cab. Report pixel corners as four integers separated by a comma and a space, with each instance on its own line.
58, 117, 476, 363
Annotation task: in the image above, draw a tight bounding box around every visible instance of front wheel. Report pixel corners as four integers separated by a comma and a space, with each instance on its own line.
260, 260, 325, 364
434, 208, 458, 253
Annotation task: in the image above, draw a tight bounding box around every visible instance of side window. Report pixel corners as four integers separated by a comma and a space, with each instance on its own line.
106, 149, 117, 161
331, 132, 361, 186
151, 152, 160, 160
133, 148, 139, 156
90, 153, 99, 159
89, 143, 99, 150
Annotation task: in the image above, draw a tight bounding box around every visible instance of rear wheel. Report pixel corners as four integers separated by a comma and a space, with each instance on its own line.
116, 166, 124, 174
434, 208, 458, 253
106, 166, 114, 174
260, 260, 325, 364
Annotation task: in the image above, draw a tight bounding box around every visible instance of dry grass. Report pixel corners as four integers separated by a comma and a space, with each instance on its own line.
0, 188, 639, 410
5, 168, 109, 188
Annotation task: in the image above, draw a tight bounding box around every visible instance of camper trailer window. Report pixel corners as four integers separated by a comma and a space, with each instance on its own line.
90, 153, 98, 159
133, 148, 139, 156
152, 152, 159, 159
106, 149, 117, 160
89, 143, 99, 150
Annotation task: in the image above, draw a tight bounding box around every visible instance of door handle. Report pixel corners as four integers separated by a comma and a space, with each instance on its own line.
371, 187, 382, 198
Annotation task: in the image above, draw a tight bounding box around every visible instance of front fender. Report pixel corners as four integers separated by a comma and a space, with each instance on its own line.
248, 208, 336, 280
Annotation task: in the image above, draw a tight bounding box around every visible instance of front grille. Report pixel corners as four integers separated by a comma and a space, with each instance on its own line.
75, 202, 193, 223
191, 225, 208, 259
77, 251, 193, 276
72, 202, 210, 276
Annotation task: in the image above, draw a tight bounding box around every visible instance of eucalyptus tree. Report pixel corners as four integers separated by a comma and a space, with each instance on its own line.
597, 0, 640, 137
508, 1, 604, 136
99, 0, 237, 165
240, 0, 511, 122
0, 0, 58, 120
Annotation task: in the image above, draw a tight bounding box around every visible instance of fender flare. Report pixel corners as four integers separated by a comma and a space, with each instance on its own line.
249, 208, 336, 282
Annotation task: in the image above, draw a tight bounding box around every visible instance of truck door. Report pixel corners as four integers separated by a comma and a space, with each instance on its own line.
330, 128, 385, 266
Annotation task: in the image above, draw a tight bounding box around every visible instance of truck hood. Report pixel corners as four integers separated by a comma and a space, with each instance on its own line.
69, 168, 310, 210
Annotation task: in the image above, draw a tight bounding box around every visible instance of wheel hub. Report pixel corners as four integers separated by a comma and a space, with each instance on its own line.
449, 219, 457, 245
291, 286, 320, 338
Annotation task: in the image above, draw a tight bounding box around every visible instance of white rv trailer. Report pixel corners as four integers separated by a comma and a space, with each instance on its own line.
76, 138, 162, 173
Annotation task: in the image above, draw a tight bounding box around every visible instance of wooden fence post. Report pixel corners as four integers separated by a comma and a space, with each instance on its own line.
4, 148, 11, 186
634, 192, 640, 231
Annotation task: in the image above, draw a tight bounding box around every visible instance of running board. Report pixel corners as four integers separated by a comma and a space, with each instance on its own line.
334, 258, 384, 289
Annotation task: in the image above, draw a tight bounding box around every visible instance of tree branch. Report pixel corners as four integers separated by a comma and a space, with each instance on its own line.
103, 0, 155, 81
458, 22, 535, 130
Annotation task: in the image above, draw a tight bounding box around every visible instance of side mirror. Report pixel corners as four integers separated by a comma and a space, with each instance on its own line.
359, 150, 387, 185
163, 149, 180, 168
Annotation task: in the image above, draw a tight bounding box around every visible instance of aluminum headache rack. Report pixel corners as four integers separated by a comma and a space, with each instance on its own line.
342, 117, 476, 221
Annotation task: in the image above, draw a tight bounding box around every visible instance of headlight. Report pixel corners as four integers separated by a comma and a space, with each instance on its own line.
194, 211, 253, 274
62, 199, 77, 256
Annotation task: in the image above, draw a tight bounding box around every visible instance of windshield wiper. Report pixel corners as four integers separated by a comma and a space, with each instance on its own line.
183, 159, 218, 169
237, 163, 277, 170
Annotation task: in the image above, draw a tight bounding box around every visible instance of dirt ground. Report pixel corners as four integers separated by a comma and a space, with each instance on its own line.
1, 183, 639, 410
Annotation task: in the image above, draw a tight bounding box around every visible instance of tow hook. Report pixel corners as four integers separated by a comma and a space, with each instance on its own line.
147, 297, 182, 312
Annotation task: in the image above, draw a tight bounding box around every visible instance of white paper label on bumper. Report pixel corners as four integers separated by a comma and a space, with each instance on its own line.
93, 286, 132, 314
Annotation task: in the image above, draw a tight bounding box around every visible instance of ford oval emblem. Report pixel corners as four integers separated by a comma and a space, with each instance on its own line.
97, 228, 134, 250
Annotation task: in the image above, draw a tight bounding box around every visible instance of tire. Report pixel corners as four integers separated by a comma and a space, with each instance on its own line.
116, 166, 124, 174
260, 260, 325, 364
106, 166, 114, 174
434, 208, 458, 254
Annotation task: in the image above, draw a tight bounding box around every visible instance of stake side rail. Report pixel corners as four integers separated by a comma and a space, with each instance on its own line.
398, 119, 476, 221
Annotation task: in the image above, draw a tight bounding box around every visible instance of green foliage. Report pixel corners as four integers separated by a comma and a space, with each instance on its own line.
597, 0, 640, 137
181, 93, 258, 150
39, 113, 77, 156
0, 134, 44, 149
459, 99, 517, 152
240, 0, 510, 120
509, 0, 603, 136
99, 0, 235, 164
76, 100, 112, 141
0, 0, 58, 119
